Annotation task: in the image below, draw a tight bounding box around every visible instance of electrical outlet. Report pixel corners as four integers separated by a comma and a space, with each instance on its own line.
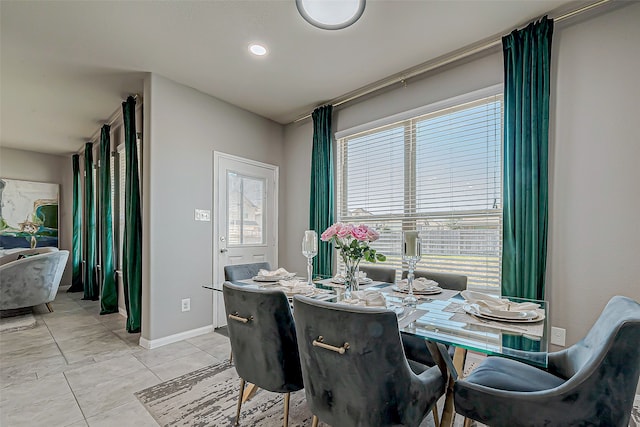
181, 298, 191, 312
194, 209, 211, 222
551, 326, 566, 346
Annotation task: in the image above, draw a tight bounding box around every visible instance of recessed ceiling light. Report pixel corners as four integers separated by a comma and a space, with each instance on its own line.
249, 44, 268, 56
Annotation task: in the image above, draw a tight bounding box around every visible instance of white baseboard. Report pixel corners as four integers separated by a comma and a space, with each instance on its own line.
118, 307, 127, 317
139, 324, 214, 349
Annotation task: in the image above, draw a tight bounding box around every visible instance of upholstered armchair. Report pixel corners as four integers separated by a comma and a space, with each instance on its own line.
222, 281, 303, 427
293, 294, 447, 427
223, 262, 271, 281
0, 246, 59, 267
454, 295, 640, 426
0, 250, 69, 314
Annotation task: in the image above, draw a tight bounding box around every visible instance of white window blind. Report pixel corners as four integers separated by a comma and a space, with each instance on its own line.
337, 93, 503, 291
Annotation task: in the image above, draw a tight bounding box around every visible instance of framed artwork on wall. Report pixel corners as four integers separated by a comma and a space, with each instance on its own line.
0, 178, 59, 250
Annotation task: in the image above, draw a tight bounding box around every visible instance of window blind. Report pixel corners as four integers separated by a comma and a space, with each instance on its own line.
337, 93, 503, 291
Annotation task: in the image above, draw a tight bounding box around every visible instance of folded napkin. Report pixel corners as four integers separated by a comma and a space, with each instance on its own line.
397, 277, 439, 291
461, 290, 539, 312
345, 290, 386, 307
258, 267, 292, 278
276, 279, 315, 295
332, 272, 369, 284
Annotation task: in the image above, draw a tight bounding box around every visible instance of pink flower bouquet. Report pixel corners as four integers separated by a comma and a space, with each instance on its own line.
321, 223, 386, 266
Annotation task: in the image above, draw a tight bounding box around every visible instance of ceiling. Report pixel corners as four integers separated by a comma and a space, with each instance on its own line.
1, 0, 579, 156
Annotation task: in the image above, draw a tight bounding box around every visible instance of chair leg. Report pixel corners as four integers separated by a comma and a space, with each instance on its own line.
463, 417, 472, 427
432, 403, 440, 427
230, 350, 233, 364
46, 303, 54, 313
311, 415, 319, 427
283, 392, 290, 427
235, 378, 245, 426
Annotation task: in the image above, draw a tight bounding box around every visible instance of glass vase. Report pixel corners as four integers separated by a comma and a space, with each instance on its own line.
344, 264, 359, 299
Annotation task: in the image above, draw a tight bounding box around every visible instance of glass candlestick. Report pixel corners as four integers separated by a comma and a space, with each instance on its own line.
302, 230, 318, 286
402, 231, 421, 308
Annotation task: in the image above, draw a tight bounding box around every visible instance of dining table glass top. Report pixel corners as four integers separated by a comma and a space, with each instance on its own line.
229, 276, 550, 368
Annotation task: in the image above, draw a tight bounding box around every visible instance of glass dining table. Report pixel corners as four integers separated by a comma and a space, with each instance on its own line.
217, 277, 550, 427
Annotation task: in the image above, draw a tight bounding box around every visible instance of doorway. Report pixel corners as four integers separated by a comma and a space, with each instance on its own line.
213, 152, 278, 327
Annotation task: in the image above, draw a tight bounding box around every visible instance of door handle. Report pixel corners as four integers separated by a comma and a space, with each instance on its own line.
220, 248, 228, 253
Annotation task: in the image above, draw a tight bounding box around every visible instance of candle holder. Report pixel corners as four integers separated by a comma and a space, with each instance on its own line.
302, 230, 318, 286
402, 231, 421, 308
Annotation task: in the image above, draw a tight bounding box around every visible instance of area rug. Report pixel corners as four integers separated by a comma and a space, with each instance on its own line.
136, 359, 441, 427
136, 358, 639, 427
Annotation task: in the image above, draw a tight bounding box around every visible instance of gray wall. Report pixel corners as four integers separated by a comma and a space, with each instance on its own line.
547, 3, 640, 345
282, 3, 640, 348
142, 73, 284, 341
0, 147, 73, 285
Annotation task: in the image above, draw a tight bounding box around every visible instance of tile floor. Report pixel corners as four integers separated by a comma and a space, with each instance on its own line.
0, 286, 231, 427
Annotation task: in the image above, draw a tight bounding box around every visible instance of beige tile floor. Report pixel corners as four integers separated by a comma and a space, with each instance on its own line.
0, 286, 231, 427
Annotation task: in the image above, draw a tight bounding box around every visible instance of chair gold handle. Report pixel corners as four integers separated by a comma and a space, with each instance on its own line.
229, 313, 253, 323
312, 336, 350, 354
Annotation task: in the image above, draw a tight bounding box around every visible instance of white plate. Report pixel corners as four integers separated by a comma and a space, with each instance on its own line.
463, 303, 544, 323
392, 285, 442, 295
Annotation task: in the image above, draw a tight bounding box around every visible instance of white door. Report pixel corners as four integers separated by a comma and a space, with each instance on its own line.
213, 152, 278, 327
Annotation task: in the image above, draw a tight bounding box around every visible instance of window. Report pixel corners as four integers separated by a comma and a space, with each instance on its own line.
227, 172, 265, 245
114, 138, 142, 270
336, 91, 503, 291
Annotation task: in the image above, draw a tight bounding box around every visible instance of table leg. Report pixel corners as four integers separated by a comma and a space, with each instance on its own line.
440, 347, 467, 427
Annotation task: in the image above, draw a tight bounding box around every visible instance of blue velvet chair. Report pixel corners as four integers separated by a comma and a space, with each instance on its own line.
454, 295, 640, 426
223, 262, 271, 281
293, 294, 447, 427
359, 265, 397, 283
222, 281, 303, 427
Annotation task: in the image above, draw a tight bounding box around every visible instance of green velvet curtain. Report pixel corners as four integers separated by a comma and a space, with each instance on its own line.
122, 96, 142, 333
83, 142, 98, 300
99, 125, 118, 314
309, 105, 335, 277
68, 154, 84, 293
501, 17, 554, 300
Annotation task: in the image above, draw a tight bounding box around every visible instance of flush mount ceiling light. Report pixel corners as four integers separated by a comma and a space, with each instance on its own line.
248, 43, 268, 56
296, 0, 366, 30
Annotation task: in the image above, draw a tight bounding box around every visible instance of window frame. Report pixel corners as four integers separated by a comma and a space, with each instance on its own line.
335, 85, 503, 292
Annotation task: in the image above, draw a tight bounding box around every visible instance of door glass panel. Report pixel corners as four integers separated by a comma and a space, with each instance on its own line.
227, 172, 265, 245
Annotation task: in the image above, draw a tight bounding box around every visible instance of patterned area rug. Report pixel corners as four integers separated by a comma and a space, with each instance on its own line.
136, 358, 640, 427
135, 359, 439, 427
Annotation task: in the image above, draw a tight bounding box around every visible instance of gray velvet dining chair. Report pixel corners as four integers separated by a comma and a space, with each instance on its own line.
293, 294, 447, 427
222, 281, 303, 427
223, 262, 271, 281
454, 295, 640, 427
359, 265, 397, 283
400, 271, 467, 366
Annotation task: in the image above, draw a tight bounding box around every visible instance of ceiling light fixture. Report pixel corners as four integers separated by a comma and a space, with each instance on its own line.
248, 44, 268, 56
296, 0, 366, 30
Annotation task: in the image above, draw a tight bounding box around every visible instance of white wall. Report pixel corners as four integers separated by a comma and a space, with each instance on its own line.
282, 3, 640, 348
0, 147, 73, 285
547, 2, 640, 345
143, 74, 284, 342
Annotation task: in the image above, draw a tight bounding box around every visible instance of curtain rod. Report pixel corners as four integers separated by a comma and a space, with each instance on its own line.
81, 94, 142, 153
292, 0, 610, 124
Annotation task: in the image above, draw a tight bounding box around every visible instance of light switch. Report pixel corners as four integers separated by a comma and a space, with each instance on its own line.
195, 209, 211, 221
